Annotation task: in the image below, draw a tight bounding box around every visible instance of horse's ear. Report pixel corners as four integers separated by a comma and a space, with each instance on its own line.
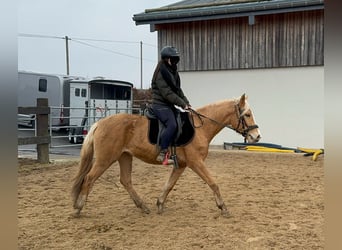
239, 93, 246, 107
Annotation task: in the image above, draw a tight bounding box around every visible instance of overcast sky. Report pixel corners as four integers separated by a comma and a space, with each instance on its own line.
18, 0, 180, 89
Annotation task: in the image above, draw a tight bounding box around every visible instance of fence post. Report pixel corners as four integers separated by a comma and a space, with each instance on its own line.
36, 98, 49, 163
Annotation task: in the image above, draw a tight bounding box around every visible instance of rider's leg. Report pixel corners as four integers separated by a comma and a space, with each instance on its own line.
152, 104, 177, 164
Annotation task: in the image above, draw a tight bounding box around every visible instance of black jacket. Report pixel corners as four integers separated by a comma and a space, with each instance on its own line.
151, 61, 189, 108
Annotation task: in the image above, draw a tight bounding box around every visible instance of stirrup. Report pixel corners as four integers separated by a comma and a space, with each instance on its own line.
157, 151, 174, 165
156, 151, 165, 162
162, 151, 174, 165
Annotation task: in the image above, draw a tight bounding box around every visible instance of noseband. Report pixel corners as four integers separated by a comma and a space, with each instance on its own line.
189, 104, 258, 142
235, 105, 259, 142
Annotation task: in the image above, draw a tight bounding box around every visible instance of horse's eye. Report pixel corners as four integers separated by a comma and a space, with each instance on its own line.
245, 114, 251, 118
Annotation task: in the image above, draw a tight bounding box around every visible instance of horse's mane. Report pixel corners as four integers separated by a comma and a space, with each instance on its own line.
196, 97, 250, 116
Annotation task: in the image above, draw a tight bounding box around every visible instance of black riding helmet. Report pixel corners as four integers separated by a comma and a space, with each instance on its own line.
160, 46, 180, 65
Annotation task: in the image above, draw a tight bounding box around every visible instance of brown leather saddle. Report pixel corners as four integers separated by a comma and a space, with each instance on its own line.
145, 105, 195, 147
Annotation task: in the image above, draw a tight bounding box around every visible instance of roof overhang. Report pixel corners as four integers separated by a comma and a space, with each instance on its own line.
133, 0, 324, 29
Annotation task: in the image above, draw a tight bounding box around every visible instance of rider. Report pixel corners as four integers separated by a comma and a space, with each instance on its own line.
151, 46, 191, 165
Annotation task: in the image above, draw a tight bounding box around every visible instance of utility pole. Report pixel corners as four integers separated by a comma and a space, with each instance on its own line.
140, 41, 143, 89
65, 36, 70, 75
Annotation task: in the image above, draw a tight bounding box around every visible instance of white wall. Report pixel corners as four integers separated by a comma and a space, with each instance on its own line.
180, 66, 324, 148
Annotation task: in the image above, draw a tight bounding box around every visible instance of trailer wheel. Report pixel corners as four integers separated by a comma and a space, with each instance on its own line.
69, 128, 81, 144
31, 120, 35, 129
73, 135, 80, 144
68, 128, 75, 143
69, 127, 83, 144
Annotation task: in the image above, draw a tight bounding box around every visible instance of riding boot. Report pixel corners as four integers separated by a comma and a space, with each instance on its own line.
156, 149, 174, 165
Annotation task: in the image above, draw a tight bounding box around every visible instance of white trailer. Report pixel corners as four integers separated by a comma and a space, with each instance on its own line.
18, 71, 134, 143
18, 71, 70, 127
66, 78, 134, 143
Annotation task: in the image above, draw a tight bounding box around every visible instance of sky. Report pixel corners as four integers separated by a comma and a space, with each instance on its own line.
18, 0, 180, 89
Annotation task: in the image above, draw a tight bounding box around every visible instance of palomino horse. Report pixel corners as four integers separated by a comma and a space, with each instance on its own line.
72, 94, 261, 217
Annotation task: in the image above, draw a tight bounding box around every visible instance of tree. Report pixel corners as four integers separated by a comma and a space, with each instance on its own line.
132, 88, 152, 113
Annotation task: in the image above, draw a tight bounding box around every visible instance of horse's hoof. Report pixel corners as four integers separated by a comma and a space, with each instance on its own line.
141, 206, 151, 214
74, 195, 86, 210
157, 207, 164, 214
72, 209, 81, 218
156, 200, 164, 214
138, 202, 151, 214
221, 210, 232, 218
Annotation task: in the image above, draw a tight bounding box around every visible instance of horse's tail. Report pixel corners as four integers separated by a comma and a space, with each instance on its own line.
71, 122, 98, 208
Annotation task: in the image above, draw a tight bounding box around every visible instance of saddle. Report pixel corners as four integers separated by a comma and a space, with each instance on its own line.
145, 105, 195, 148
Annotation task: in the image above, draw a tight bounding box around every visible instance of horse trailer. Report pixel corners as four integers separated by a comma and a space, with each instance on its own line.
18, 71, 134, 143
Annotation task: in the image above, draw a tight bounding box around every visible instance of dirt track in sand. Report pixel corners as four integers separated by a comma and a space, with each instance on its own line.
18, 150, 324, 249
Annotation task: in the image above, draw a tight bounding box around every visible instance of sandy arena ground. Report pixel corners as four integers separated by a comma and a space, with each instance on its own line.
18, 150, 324, 249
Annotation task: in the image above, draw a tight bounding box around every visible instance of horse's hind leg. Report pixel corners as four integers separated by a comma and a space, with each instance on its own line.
157, 166, 186, 214
74, 159, 113, 216
119, 152, 150, 214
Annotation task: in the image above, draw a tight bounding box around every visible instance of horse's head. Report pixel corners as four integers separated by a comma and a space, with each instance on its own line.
233, 94, 261, 143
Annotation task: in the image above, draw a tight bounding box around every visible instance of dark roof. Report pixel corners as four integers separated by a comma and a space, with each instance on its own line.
133, 0, 324, 25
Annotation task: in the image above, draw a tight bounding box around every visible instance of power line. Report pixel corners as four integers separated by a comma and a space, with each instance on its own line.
143, 42, 157, 48
71, 38, 156, 63
18, 33, 64, 40
18, 32, 157, 85
18, 33, 156, 47
18, 33, 157, 61
70, 37, 140, 44
72, 37, 157, 48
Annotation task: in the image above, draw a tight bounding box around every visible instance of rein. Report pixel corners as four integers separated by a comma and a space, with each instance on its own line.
189, 105, 259, 142
189, 108, 235, 130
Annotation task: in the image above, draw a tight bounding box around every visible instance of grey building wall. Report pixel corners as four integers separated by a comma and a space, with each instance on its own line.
180, 66, 324, 148
157, 10, 324, 71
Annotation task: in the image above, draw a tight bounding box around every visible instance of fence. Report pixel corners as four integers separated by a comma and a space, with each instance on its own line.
18, 99, 145, 160
48, 105, 141, 147
18, 98, 50, 163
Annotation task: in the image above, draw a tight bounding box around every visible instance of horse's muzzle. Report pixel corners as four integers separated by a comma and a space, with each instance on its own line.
247, 132, 261, 143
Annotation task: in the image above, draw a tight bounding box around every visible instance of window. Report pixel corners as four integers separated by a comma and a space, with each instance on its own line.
115, 86, 131, 100
89, 82, 131, 100
103, 84, 115, 99
90, 84, 103, 99
38, 78, 47, 92
81, 88, 87, 97
75, 88, 80, 97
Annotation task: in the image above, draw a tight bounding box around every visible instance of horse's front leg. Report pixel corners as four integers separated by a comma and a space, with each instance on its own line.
189, 160, 231, 218
119, 152, 150, 214
157, 166, 186, 214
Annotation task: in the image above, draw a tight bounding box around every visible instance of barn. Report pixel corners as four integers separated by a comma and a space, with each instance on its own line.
133, 0, 324, 148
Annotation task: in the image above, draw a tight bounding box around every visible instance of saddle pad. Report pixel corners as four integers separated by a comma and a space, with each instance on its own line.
147, 112, 195, 147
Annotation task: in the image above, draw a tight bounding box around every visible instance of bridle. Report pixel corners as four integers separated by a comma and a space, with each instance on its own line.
189, 104, 259, 142
234, 105, 259, 142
